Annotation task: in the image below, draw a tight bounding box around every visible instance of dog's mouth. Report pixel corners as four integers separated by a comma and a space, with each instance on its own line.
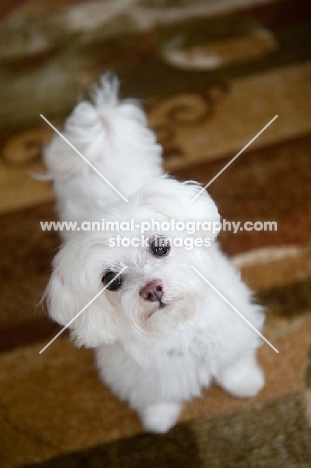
147, 300, 167, 318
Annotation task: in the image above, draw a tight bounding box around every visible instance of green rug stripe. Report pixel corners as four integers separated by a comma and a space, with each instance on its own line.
192, 392, 311, 468
23, 393, 311, 468
1, 16, 311, 133
118, 22, 311, 100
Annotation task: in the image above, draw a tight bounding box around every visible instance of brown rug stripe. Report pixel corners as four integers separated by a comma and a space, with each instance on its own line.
0, 319, 63, 354
259, 278, 311, 318
234, 244, 311, 290
1, 313, 310, 466
305, 346, 311, 426
176, 133, 311, 223
22, 422, 201, 468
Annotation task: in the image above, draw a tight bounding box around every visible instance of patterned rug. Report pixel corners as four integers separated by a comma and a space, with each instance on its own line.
0, 0, 311, 466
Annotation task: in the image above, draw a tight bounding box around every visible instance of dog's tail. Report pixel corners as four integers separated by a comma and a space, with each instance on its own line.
90, 72, 120, 110
44, 72, 162, 184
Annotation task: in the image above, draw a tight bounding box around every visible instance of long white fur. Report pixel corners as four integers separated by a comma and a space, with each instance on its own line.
44, 74, 163, 225
44, 74, 265, 433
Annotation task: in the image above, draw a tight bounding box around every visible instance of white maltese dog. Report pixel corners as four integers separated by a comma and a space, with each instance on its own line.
44, 74, 265, 433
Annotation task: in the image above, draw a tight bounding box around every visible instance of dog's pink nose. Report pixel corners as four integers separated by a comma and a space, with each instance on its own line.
140, 279, 163, 302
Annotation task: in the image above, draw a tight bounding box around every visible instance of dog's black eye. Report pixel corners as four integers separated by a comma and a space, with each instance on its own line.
150, 237, 170, 257
102, 271, 123, 291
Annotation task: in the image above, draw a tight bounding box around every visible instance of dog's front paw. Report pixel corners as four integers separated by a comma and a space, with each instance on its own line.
139, 402, 181, 433
216, 354, 264, 398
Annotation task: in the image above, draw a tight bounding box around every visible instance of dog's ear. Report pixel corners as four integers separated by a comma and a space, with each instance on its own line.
45, 241, 119, 347
143, 177, 221, 242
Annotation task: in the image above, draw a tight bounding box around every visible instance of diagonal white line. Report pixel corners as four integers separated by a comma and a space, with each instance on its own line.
40, 114, 129, 203
190, 115, 278, 203
191, 266, 279, 354
39, 266, 128, 354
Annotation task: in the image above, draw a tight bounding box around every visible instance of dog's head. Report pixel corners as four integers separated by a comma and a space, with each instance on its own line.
47, 177, 221, 353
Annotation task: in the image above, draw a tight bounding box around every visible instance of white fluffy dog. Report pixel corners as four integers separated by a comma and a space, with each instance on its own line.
44, 75, 265, 433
